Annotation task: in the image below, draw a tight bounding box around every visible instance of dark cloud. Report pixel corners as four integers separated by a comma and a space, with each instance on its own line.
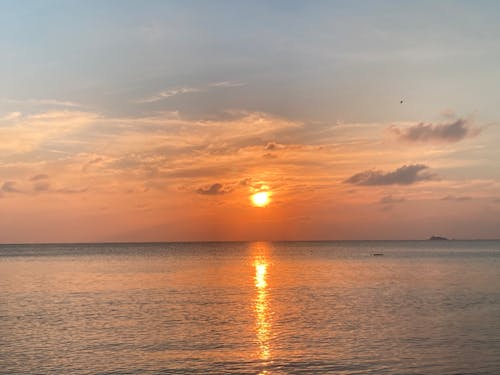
379, 195, 405, 204
56, 187, 88, 194
1, 181, 19, 193
441, 195, 472, 201
239, 178, 252, 186
345, 164, 436, 186
33, 181, 50, 192
265, 142, 277, 150
262, 153, 278, 159
196, 183, 232, 195
389, 118, 480, 143
167, 166, 233, 179
30, 174, 49, 181
265, 142, 285, 151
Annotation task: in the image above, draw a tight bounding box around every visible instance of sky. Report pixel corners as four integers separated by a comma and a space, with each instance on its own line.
1, 0, 500, 242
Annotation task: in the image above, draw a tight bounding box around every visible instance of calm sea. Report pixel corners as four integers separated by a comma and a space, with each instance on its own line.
1, 241, 499, 374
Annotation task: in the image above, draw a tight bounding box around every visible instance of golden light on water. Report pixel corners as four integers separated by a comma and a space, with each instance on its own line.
255, 263, 267, 288
254, 255, 271, 361
251, 191, 270, 207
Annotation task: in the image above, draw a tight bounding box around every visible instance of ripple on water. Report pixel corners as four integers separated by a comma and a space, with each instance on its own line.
1, 241, 500, 374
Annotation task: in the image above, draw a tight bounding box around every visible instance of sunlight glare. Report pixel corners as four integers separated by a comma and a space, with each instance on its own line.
255, 262, 267, 289
251, 191, 270, 207
254, 257, 271, 360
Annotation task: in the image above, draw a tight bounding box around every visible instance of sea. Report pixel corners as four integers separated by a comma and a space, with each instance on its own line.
1, 241, 499, 374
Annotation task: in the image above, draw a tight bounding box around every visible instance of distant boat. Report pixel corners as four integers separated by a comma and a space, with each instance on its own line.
428, 236, 449, 241
371, 253, 384, 256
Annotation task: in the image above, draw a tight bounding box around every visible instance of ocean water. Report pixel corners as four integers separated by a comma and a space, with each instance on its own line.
1, 241, 500, 375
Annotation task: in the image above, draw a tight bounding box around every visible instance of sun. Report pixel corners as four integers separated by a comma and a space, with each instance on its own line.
251, 191, 270, 207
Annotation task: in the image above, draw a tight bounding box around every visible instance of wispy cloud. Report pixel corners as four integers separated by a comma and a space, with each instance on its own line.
0, 112, 22, 121
345, 164, 437, 186
1, 181, 20, 193
134, 80, 245, 103
389, 118, 480, 143
0, 110, 99, 155
0, 175, 87, 196
55, 187, 88, 194
209, 81, 245, 88
441, 195, 472, 201
379, 195, 406, 204
133, 87, 202, 103
30, 174, 49, 181
1, 98, 81, 108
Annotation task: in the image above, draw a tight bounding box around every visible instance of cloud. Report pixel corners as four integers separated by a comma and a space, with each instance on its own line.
134, 80, 245, 104
167, 165, 234, 179
56, 187, 88, 194
0, 112, 22, 121
389, 118, 480, 143
1, 177, 87, 195
196, 183, 232, 195
33, 181, 50, 192
1, 181, 20, 193
209, 81, 245, 88
239, 178, 252, 186
441, 195, 472, 201
264, 142, 285, 151
1, 98, 81, 108
263, 153, 278, 159
133, 87, 202, 103
345, 164, 436, 186
82, 157, 104, 172
0, 110, 99, 155
30, 174, 50, 192
379, 195, 405, 204
30, 174, 49, 181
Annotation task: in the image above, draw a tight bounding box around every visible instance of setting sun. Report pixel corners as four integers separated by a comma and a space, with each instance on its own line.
251, 192, 270, 207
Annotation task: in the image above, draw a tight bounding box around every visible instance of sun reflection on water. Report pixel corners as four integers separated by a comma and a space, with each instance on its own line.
254, 250, 271, 362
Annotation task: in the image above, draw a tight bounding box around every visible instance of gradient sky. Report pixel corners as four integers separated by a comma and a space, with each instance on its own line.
1, 0, 500, 242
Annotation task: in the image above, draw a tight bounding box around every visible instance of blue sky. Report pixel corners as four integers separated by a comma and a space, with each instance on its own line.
3, 0, 500, 121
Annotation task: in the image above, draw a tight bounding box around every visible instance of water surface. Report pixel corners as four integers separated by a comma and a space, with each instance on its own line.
1, 241, 499, 374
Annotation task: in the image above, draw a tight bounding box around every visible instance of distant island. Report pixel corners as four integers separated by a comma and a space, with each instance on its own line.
428, 236, 449, 241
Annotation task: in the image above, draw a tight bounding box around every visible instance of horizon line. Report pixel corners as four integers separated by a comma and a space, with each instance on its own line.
1, 238, 500, 246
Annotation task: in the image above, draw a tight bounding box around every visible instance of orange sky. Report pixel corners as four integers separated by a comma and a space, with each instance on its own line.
1, 110, 499, 242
